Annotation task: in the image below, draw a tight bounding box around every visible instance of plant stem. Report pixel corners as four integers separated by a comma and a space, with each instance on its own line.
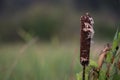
83, 65, 86, 80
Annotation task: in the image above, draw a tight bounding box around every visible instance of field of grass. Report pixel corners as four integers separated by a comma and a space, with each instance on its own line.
0, 42, 81, 80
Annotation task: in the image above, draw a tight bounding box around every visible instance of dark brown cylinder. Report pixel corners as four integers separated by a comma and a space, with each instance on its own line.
80, 13, 94, 66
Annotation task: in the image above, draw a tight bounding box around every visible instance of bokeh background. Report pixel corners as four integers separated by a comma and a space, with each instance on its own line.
0, 0, 120, 80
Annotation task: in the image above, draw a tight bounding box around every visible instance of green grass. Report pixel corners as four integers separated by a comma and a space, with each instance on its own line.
0, 43, 80, 80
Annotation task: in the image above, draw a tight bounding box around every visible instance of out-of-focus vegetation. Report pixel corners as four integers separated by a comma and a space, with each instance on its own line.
0, 42, 81, 80
0, 0, 120, 42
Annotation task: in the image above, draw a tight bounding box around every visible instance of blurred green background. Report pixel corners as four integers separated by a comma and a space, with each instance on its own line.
0, 0, 120, 80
